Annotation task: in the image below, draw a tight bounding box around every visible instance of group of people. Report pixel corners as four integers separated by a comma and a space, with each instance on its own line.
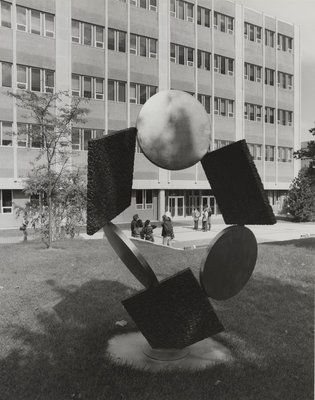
192, 206, 212, 231
130, 213, 174, 246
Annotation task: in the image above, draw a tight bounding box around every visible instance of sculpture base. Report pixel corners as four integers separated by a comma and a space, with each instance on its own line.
143, 345, 189, 361
107, 332, 232, 371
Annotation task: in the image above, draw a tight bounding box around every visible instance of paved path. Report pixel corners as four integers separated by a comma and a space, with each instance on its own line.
1, 220, 314, 247
79, 220, 315, 249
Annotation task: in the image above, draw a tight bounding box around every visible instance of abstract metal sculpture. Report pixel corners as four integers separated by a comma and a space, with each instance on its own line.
87, 89, 276, 353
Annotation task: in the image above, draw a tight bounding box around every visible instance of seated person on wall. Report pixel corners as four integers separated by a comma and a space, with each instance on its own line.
141, 220, 157, 242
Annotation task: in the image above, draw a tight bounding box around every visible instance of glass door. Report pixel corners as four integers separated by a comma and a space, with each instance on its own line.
168, 196, 185, 218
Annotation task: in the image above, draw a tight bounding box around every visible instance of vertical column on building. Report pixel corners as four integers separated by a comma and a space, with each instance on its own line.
127, 0, 131, 127
293, 23, 301, 178
55, 0, 71, 170
234, 3, 244, 141
12, 0, 17, 181
262, 14, 266, 184
104, 0, 108, 134
210, 0, 215, 149
157, 0, 170, 218
275, 19, 279, 187
194, 0, 198, 182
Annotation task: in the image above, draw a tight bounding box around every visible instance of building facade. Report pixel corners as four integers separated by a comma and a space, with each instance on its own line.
0, 0, 301, 228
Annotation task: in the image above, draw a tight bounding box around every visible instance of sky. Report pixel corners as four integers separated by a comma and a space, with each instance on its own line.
235, 0, 315, 142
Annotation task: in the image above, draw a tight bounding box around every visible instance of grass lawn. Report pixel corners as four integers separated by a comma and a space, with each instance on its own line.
0, 237, 313, 400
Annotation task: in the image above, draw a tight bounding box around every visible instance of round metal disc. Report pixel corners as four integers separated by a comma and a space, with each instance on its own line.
200, 226, 258, 300
103, 222, 159, 289
136, 90, 211, 170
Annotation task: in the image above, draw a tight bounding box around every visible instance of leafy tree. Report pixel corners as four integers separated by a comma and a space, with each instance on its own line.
286, 167, 315, 222
11, 90, 89, 248
294, 125, 315, 168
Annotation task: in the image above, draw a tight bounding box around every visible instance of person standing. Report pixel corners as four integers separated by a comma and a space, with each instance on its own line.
141, 220, 157, 242
134, 219, 144, 238
192, 208, 200, 230
201, 207, 208, 232
161, 215, 174, 246
130, 214, 139, 237
207, 206, 212, 231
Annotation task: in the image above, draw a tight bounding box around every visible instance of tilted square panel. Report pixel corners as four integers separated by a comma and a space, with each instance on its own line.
201, 140, 276, 225
87, 128, 137, 235
122, 268, 224, 349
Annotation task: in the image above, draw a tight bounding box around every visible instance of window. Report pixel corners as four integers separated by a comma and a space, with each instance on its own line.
244, 22, 262, 43
129, 83, 157, 104
214, 12, 234, 34
1, 190, 12, 213
244, 103, 262, 121
197, 6, 211, 28
16, 6, 27, 31
170, 0, 194, 22
244, 63, 262, 83
72, 20, 80, 43
0, 1, 11, 28
265, 107, 275, 124
247, 143, 262, 160
171, 43, 194, 67
129, 34, 157, 58
214, 139, 234, 150
130, 0, 157, 11
265, 29, 274, 47
71, 74, 105, 100
265, 145, 275, 162
108, 28, 126, 53
17, 65, 27, 89
277, 109, 293, 126
214, 97, 234, 117
277, 71, 293, 90
108, 80, 126, 102
197, 50, 211, 70
45, 70, 54, 93
0, 121, 12, 146
72, 128, 106, 151
197, 94, 211, 113
277, 33, 293, 53
0, 61, 11, 87
17, 123, 27, 147
265, 68, 275, 86
136, 190, 153, 209
84, 23, 92, 45
44, 13, 54, 37
31, 68, 41, 91
72, 20, 104, 47
214, 54, 234, 76
31, 9, 41, 35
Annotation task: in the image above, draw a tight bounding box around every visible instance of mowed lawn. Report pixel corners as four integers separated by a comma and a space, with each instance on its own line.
0, 237, 313, 400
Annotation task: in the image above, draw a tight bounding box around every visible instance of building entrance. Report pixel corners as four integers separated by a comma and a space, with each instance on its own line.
168, 196, 185, 218
201, 196, 216, 213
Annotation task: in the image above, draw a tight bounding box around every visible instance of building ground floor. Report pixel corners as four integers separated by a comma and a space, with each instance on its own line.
0, 187, 288, 230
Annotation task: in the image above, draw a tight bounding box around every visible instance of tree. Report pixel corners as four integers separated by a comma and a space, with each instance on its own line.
11, 90, 89, 248
294, 125, 315, 169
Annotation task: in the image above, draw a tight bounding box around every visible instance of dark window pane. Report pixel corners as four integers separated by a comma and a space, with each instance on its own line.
178, 0, 184, 19
2, 62, 11, 87
84, 23, 92, 45
31, 68, 41, 91
118, 31, 126, 52
197, 7, 201, 25
136, 190, 143, 204
1, 2, 11, 28
118, 82, 125, 102
140, 36, 146, 56
108, 29, 115, 50
83, 129, 92, 150
83, 77, 92, 98
178, 45, 184, 64
2, 190, 12, 208
140, 0, 146, 8
205, 9, 210, 27
205, 53, 210, 70
139, 85, 146, 104
2, 122, 12, 145
108, 80, 115, 100
31, 10, 41, 35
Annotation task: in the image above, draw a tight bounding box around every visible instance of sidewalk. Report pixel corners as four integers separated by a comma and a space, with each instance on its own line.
79, 219, 315, 249
1, 219, 314, 247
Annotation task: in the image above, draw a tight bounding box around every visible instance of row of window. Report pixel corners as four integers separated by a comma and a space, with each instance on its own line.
128, 0, 157, 11
244, 64, 293, 89
0, 122, 54, 148
245, 22, 293, 53
0, 2, 55, 37
247, 144, 293, 162
245, 104, 293, 125
72, 128, 105, 151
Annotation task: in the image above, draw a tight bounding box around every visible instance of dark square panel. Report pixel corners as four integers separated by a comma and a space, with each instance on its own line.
122, 268, 224, 349
201, 140, 276, 225
87, 128, 137, 235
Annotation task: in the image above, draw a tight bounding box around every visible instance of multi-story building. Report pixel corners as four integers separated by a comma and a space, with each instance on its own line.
0, 0, 301, 228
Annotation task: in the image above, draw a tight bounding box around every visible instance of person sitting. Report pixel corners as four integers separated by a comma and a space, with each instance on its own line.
161, 215, 174, 246
141, 220, 157, 242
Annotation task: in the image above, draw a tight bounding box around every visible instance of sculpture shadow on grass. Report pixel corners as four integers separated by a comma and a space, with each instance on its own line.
0, 276, 313, 400
261, 238, 315, 249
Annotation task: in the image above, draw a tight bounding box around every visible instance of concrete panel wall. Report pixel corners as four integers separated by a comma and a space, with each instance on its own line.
0, 90, 14, 121
108, 1, 128, 31
130, 7, 158, 38
130, 57, 158, 86
170, 166, 196, 181
278, 126, 294, 147
71, 0, 105, 26
16, 33, 55, 69
214, 117, 235, 141
244, 121, 263, 143
265, 124, 276, 145
16, 0, 55, 14
16, 148, 39, 177
0, 27, 13, 62
214, 74, 234, 99
197, 27, 212, 53
0, 148, 14, 177
72, 45, 105, 77
108, 52, 127, 80
214, 31, 234, 58
170, 64, 195, 92
244, 81, 263, 104
171, 19, 195, 49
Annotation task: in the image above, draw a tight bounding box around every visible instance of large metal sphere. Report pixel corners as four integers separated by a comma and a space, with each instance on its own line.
136, 90, 211, 170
